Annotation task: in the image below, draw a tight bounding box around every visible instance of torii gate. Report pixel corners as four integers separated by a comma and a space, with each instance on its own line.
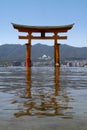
12, 23, 74, 67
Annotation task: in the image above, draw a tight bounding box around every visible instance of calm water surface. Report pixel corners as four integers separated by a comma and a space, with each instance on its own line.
0, 66, 87, 130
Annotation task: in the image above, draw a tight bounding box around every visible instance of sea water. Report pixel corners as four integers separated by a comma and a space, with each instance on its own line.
0, 66, 87, 130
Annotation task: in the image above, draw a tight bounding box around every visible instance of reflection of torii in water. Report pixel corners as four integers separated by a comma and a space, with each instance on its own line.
14, 68, 73, 118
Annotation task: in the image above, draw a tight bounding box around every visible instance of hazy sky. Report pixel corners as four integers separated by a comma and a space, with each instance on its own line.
0, 0, 87, 47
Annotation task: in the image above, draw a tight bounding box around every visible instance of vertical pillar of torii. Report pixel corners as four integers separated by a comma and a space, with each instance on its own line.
54, 32, 60, 67
54, 43, 60, 67
26, 33, 31, 67
26, 43, 31, 67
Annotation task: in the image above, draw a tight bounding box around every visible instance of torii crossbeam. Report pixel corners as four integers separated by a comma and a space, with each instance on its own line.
12, 23, 74, 67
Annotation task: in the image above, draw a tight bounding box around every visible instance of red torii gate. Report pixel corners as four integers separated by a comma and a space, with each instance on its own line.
12, 23, 74, 67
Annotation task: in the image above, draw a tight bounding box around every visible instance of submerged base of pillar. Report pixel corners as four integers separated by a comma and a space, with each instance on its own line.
55, 63, 60, 67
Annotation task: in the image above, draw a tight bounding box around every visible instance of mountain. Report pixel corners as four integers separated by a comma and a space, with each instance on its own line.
0, 44, 26, 61
31, 43, 53, 61
0, 43, 87, 62
60, 44, 87, 61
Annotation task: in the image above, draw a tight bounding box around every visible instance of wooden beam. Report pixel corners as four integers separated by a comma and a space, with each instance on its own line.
30, 36, 54, 39
19, 36, 28, 39
54, 35, 67, 40
12, 23, 74, 33
19, 35, 67, 40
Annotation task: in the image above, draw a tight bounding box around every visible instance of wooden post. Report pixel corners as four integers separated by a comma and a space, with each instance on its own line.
55, 43, 60, 67
54, 33, 60, 67
26, 43, 31, 67
26, 32, 32, 68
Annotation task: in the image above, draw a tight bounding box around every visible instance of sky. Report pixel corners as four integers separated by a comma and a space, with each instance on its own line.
0, 0, 87, 47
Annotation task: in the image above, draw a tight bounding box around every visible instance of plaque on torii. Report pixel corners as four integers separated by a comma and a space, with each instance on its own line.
12, 23, 74, 67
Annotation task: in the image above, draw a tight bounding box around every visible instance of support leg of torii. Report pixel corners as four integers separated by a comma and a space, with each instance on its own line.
54, 43, 60, 67
26, 43, 31, 67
